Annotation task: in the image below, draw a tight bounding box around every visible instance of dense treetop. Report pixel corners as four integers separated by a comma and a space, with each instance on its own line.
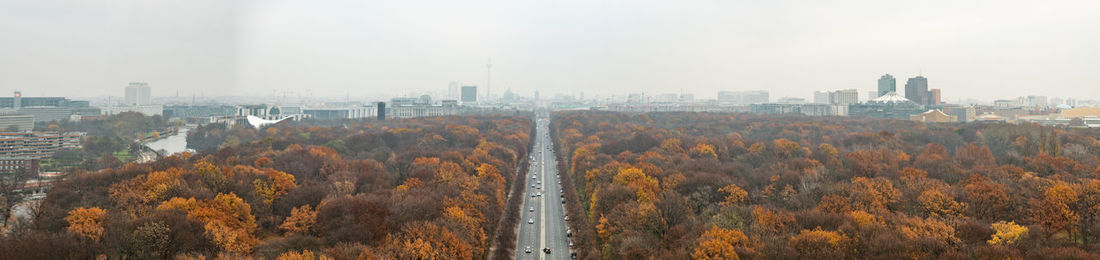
3, 115, 531, 259
551, 111, 1100, 259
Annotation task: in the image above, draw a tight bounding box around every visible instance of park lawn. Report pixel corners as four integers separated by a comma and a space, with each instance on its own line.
113, 151, 135, 162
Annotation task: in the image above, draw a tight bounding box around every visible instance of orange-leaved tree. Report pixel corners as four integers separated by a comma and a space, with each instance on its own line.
692, 226, 749, 260
65, 207, 108, 241
720, 184, 749, 206
280, 205, 317, 235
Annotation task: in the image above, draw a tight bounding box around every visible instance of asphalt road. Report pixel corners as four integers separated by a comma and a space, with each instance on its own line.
516, 115, 572, 260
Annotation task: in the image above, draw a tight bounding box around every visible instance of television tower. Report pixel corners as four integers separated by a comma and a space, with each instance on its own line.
486, 58, 492, 101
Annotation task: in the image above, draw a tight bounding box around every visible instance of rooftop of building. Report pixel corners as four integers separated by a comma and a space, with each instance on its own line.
868, 92, 916, 104
975, 113, 1006, 121
1059, 107, 1100, 118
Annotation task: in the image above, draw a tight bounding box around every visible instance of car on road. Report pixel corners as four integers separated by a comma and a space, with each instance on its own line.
536, 192, 542, 197
531, 184, 535, 188
569, 241, 573, 247
529, 207, 534, 212
525, 246, 532, 253
566, 230, 572, 237
564, 215, 569, 221
528, 219, 534, 224
530, 193, 536, 197
543, 248, 552, 254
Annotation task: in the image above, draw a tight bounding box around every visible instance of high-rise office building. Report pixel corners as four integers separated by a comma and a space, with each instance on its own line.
877, 74, 896, 97
125, 82, 151, 105
930, 89, 942, 105
460, 85, 478, 102
904, 76, 928, 106
448, 82, 460, 99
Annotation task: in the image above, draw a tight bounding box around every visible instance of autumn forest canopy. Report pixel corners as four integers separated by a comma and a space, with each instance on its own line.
6, 111, 1100, 259
3, 115, 532, 259
553, 112, 1100, 259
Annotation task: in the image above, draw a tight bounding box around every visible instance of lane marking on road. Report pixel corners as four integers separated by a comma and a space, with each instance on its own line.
539, 130, 547, 260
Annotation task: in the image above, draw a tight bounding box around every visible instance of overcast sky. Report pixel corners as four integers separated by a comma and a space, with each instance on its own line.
2, 0, 1099, 101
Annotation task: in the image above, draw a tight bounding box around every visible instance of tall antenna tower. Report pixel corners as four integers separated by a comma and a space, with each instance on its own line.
486, 58, 492, 101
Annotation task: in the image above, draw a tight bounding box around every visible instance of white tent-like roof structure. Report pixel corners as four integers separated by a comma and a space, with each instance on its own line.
246, 115, 291, 129
869, 92, 915, 104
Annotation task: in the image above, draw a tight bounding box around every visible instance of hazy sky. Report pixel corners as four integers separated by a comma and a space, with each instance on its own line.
2, 0, 1099, 101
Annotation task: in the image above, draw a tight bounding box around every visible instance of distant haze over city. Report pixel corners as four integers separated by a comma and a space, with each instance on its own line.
2, 0, 1099, 101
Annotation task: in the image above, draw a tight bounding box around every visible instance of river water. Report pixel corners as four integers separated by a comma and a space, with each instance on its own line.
145, 127, 191, 155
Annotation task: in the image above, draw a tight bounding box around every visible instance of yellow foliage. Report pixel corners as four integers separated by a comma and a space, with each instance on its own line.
818, 143, 838, 159
142, 169, 183, 201
774, 138, 801, 158
157, 193, 258, 253
157, 197, 200, 212
254, 168, 297, 204
596, 215, 613, 242
748, 143, 766, 155
194, 160, 219, 176
277, 250, 324, 260
438, 161, 465, 183
396, 178, 422, 193
719, 184, 749, 206
848, 210, 882, 226
65, 207, 108, 241
661, 138, 684, 153
988, 221, 1028, 245
690, 142, 718, 159
789, 228, 850, 258
692, 226, 748, 260
613, 167, 661, 202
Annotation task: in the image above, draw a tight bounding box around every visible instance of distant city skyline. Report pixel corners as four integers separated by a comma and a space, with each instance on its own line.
3, 1, 1099, 101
